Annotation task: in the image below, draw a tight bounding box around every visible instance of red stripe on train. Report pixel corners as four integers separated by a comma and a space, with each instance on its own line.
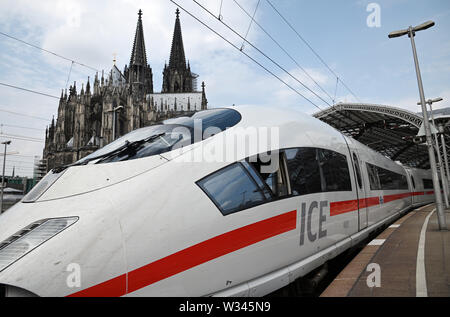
361, 197, 380, 208
383, 192, 412, 203
68, 210, 297, 297
330, 191, 432, 216
330, 196, 380, 216
329, 199, 358, 216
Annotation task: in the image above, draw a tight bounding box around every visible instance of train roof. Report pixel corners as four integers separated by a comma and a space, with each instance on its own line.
230, 105, 430, 174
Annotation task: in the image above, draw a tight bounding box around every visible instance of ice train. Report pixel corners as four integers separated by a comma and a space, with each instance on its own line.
0, 106, 436, 297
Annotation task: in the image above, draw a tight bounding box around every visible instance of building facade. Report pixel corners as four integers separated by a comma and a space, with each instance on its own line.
43, 9, 207, 171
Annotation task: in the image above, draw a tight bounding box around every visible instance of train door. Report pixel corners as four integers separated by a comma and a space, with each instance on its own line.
404, 169, 415, 206
352, 151, 368, 230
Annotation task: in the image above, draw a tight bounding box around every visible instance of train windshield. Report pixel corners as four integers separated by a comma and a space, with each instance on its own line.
75, 108, 241, 165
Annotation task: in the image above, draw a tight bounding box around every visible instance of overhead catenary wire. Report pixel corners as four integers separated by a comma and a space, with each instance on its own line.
333, 77, 339, 104
265, 0, 360, 103
0, 137, 44, 143
193, 0, 330, 108
0, 159, 37, 164
218, 0, 224, 20
0, 133, 45, 143
2, 166, 36, 171
0, 82, 60, 100
8, 154, 39, 158
170, 0, 323, 110
240, 0, 261, 51
0, 31, 100, 72
0, 132, 44, 141
1, 124, 44, 131
232, 0, 334, 103
0, 107, 51, 122
189, 0, 332, 110
0, 138, 44, 144
65, 61, 75, 91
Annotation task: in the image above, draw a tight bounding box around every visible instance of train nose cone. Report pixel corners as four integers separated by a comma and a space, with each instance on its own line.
0, 194, 126, 297
34, 155, 168, 202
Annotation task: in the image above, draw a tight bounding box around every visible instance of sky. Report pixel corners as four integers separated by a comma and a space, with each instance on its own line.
0, 0, 449, 177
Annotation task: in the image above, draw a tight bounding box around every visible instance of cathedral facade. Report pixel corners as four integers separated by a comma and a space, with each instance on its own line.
43, 9, 207, 171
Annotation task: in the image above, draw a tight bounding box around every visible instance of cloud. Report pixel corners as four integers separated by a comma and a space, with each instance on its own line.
0, 0, 280, 176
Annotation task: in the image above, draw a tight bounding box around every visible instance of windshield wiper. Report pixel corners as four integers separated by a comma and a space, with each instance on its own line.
96, 133, 168, 163
52, 133, 166, 173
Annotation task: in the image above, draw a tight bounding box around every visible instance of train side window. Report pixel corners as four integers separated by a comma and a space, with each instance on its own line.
377, 167, 393, 190
423, 179, 433, 189
284, 147, 351, 195
285, 148, 322, 196
400, 175, 409, 189
247, 152, 290, 198
352, 153, 363, 190
197, 163, 267, 216
277, 151, 291, 197
367, 163, 408, 190
318, 149, 352, 192
366, 163, 381, 190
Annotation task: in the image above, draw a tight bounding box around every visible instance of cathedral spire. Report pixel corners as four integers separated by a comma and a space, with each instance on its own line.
201, 81, 208, 109
130, 9, 148, 67
126, 9, 153, 95
86, 76, 91, 94
163, 8, 193, 93
168, 8, 186, 70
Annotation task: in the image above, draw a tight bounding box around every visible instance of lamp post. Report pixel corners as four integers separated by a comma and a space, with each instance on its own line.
389, 21, 447, 230
1, 140, 11, 213
418, 98, 450, 207
440, 124, 450, 184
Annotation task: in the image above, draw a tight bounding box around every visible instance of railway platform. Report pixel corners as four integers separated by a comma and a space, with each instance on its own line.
321, 204, 450, 297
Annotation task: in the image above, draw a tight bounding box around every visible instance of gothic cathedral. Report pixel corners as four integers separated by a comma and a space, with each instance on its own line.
43, 9, 208, 171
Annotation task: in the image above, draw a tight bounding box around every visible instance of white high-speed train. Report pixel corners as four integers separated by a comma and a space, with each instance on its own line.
0, 106, 436, 297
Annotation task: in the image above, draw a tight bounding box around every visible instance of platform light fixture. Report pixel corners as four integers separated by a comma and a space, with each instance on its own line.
417, 97, 450, 208
388, 20, 447, 230
1, 140, 11, 213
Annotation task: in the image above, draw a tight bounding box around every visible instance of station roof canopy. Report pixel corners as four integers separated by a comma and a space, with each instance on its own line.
313, 103, 450, 170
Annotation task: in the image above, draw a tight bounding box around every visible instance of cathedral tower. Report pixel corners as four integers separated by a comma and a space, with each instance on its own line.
44, 8, 207, 172
162, 9, 195, 93
124, 9, 153, 97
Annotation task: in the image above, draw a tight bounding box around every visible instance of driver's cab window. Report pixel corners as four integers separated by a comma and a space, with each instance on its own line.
197, 151, 291, 216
